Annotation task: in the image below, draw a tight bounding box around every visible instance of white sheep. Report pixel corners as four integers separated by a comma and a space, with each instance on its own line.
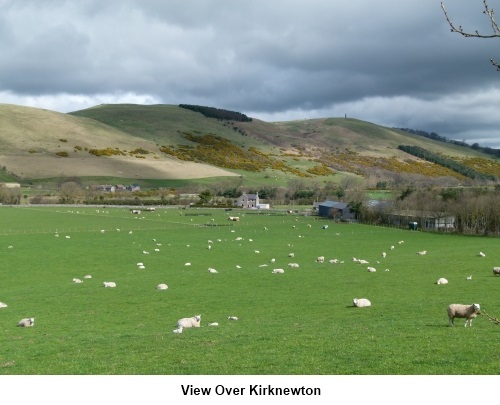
416, 250, 427, 255
17, 318, 35, 327
208, 267, 218, 273
157, 284, 168, 290
72, 278, 83, 283
176, 315, 201, 332
436, 278, 448, 285
478, 252, 486, 257
382, 252, 386, 258
84, 275, 92, 279
228, 316, 239, 320
367, 267, 377, 272
0, 302, 8, 308
208, 322, 219, 326
359, 259, 369, 264
184, 262, 191, 266
288, 263, 300, 268
329, 259, 339, 264
353, 298, 371, 308
493, 267, 500, 276
272, 268, 285, 274
288, 253, 295, 258
466, 275, 472, 281
390, 245, 395, 251
316, 256, 325, 263
447, 304, 480, 327
103, 281, 116, 288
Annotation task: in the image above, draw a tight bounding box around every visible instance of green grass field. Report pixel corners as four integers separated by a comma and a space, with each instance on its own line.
0, 206, 498, 375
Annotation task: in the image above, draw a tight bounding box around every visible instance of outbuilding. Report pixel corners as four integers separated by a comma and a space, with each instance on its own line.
317, 200, 355, 220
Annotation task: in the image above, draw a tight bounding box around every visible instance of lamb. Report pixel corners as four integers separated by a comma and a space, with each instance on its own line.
447, 303, 480, 327
329, 259, 339, 264
382, 252, 387, 258
288, 263, 300, 268
17, 318, 35, 327
353, 298, 371, 308
416, 250, 427, 255
478, 252, 486, 257
367, 267, 377, 272
493, 267, 500, 276
208, 322, 219, 326
0, 302, 7, 308
436, 278, 448, 285
228, 316, 239, 320
103, 281, 116, 288
288, 253, 295, 258
316, 256, 325, 263
272, 268, 285, 274
208, 267, 218, 273
72, 278, 83, 283
157, 284, 168, 290
84, 275, 92, 279
174, 315, 201, 333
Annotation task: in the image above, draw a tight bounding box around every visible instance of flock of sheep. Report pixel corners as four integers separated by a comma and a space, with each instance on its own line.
2, 209, 498, 333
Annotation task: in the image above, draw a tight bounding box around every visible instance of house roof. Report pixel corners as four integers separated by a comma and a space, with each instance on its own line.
318, 200, 348, 209
241, 193, 258, 199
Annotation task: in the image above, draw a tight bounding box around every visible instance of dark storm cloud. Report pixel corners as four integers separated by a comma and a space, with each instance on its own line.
1, 0, 499, 147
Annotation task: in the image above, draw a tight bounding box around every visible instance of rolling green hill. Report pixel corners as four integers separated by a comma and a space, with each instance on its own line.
1, 103, 498, 186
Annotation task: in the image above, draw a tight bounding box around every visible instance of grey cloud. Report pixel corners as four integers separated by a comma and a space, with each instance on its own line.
1, 0, 499, 147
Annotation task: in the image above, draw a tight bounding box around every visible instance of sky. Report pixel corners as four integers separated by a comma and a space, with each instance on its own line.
1, 0, 500, 148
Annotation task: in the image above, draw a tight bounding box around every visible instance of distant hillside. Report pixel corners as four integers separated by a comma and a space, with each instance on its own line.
0, 104, 239, 181
0, 103, 499, 185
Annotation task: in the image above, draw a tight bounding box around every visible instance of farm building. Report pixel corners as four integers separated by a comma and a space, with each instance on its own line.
317, 201, 355, 220
236, 193, 260, 209
389, 210, 455, 230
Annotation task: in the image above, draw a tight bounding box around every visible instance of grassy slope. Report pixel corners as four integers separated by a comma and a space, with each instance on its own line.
0, 104, 238, 181
0, 103, 497, 186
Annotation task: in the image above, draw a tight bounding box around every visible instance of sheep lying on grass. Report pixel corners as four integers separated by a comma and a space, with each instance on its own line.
437, 278, 448, 285
72, 278, 83, 283
272, 268, 285, 274
173, 315, 201, 333
353, 298, 371, 307
228, 316, 239, 320
17, 318, 35, 327
493, 267, 500, 276
157, 284, 168, 290
0, 302, 8, 308
447, 303, 480, 327
103, 281, 116, 288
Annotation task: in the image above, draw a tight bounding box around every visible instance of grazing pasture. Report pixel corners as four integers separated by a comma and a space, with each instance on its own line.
0, 206, 498, 374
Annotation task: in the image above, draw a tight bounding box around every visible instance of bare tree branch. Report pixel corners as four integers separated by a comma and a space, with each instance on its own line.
441, 0, 500, 70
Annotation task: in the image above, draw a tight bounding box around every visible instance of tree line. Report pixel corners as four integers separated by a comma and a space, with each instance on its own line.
398, 145, 496, 181
396, 127, 500, 159
178, 104, 252, 122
